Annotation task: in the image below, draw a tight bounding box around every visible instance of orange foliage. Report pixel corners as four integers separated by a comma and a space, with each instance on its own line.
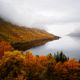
0, 51, 80, 80
0, 40, 13, 58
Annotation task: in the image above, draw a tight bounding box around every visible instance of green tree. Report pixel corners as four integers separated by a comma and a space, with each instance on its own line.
54, 51, 69, 63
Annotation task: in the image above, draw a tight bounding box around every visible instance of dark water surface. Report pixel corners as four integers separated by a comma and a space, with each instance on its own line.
29, 36, 80, 60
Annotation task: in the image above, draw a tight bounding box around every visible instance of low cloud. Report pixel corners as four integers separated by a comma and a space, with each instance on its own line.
0, 0, 80, 34
0, 0, 80, 26
69, 27, 80, 37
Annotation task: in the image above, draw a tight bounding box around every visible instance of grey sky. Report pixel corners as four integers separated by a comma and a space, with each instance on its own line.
0, 0, 80, 36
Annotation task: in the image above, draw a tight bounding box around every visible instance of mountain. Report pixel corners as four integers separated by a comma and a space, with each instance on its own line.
68, 30, 80, 38
0, 18, 59, 50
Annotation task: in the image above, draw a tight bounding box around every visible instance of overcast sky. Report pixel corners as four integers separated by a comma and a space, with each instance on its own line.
0, 0, 80, 36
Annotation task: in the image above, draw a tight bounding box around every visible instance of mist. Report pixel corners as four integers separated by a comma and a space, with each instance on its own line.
0, 0, 80, 36
69, 27, 80, 37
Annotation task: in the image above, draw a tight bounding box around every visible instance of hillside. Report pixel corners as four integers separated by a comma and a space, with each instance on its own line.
0, 18, 59, 50
68, 32, 80, 38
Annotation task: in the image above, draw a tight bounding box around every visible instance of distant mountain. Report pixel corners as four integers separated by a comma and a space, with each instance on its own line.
68, 31, 80, 38
0, 18, 59, 50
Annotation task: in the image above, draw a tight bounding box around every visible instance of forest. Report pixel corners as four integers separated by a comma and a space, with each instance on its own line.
0, 40, 80, 80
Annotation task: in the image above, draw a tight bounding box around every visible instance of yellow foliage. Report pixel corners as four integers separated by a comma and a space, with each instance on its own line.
0, 51, 80, 80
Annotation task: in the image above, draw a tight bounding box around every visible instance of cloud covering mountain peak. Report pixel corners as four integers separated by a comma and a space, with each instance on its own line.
0, 0, 80, 36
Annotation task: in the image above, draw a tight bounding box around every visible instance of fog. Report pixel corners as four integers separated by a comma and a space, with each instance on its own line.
0, 0, 80, 36
69, 27, 80, 37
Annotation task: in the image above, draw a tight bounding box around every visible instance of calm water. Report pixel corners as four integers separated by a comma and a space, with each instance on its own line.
28, 36, 80, 60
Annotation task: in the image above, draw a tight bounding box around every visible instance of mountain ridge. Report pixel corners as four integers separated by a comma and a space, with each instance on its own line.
0, 18, 59, 50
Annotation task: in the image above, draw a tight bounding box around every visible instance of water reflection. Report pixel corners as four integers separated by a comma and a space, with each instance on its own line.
29, 36, 80, 60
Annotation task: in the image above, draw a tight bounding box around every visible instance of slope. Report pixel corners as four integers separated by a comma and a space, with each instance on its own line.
0, 18, 59, 50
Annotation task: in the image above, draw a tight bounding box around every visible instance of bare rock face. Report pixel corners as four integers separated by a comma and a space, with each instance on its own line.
0, 18, 59, 50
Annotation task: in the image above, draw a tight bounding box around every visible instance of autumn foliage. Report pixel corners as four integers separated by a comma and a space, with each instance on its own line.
0, 40, 13, 58
0, 51, 80, 80
0, 18, 59, 51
